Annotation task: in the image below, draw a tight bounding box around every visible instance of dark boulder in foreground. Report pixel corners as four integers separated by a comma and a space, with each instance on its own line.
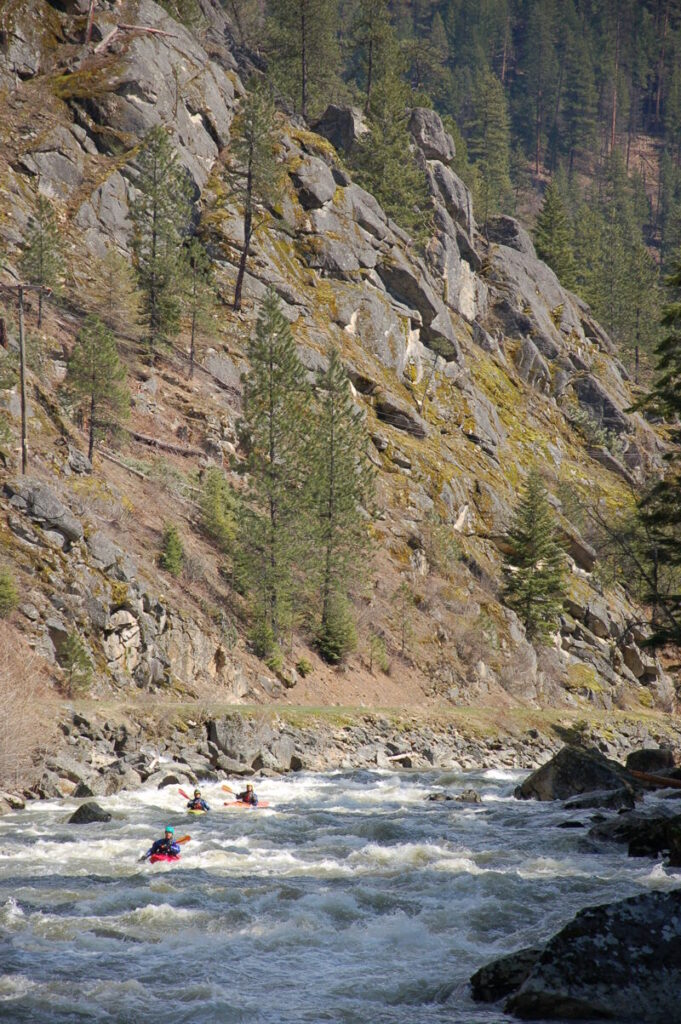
509, 890, 681, 1021
68, 802, 111, 824
514, 745, 635, 803
470, 946, 542, 1003
476, 890, 681, 1022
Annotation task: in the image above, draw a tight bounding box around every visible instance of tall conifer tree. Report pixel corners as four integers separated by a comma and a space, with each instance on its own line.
266, 0, 340, 119
129, 126, 193, 354
534, 179, 576, 289
20, 196, 62, 327
227, 83, 282, 312
311, 348, 374, 662
65, 315, 129, 461
502, 469, 566, 643
467, 67, 513, 222
238, 290, 311, 655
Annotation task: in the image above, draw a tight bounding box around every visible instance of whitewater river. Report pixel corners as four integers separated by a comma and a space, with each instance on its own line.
0, 768, 678, 1024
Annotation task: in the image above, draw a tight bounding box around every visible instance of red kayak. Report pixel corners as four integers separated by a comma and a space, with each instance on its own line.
149, 853, 181, 864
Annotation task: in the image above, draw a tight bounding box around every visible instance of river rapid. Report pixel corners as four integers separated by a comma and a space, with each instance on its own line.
0, 768, 678, 1024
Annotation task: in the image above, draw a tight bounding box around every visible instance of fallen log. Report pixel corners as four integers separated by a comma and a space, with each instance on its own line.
128, 429, 204, 458
630, 769, 681, 790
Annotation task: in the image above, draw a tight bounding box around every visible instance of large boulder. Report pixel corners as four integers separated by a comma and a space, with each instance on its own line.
68, 802, 112, 824
409, 107, 456, 162
589, 808, 681, 864
625, 747, 676, 774
503, 890, 681, 1022
4, 479, 83, 541
471, 947, 542, 1003
514, 745, 635, 802
313, 105, 368, 154
291, 155, 336, 209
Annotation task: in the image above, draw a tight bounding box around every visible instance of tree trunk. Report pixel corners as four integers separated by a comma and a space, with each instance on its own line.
300, 3, 308, 119
365, 35, 374, 114
233, 137, 254, 312
18, 286, 28, 475
88, 389, 96, 462
610, 13, 620, 153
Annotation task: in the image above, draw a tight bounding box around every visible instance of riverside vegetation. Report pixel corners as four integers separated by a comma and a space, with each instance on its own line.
0, 0, 678, 798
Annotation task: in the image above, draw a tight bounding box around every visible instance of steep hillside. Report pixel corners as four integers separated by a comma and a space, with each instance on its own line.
0, 0, 675, 733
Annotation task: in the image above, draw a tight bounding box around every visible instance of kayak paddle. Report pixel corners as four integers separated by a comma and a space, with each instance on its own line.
178, 788, 192, 801
221, 784, 235, 794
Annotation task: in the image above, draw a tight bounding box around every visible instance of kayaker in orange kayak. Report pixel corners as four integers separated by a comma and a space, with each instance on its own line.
236, 783, 258, 806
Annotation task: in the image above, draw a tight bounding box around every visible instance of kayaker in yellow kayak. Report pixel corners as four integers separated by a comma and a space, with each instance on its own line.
186, 788, 210, 811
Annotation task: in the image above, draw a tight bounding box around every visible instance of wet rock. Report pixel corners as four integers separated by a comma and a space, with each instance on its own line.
514, 745, 634, 802
68, 802, 112, 824
504, 890, 681, 1023
589, 808, 681, 863
455, 789, 482, 803
564, 787, 635, 811
626, 747, 676, 774
471, 946, 542, 1003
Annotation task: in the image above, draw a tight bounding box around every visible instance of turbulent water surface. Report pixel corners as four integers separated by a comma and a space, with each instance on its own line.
0, 768, 678, 1023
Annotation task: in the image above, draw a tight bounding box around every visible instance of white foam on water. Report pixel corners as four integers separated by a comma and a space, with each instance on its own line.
0, 973, 35, 1001
1, 768, 679, 1024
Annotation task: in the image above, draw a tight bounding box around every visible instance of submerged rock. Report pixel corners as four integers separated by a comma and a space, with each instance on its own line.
471, 946, 542, 1003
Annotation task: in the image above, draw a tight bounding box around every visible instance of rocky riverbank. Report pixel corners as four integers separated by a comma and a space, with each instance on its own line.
3, 704, 681, 814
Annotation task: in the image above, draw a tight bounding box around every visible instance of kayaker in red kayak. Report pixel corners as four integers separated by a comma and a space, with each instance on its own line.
186, 788, 210, 811
142, 826, 181, 861
236, 783, 258, 806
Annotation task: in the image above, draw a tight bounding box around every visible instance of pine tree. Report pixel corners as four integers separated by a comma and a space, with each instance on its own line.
266, 0, 340, 119
347, 0, 393, 112
183, 238, 215, 376
129, 126, 193, 354
226, 83, 282, 312
502, 469, 567, 644
466, 66, 513, 223
350, 48, 433, 244
20, 196, 62, 327
534, 179, 576, 289
635, 257, 681, 646
160, 522, 185, 576
200, 467, 238, 552
59, 631, 93, 697
310, 347, 374, 662
88, 247, 140, 336
238, 290, 312, 655
65, 315, 129, 461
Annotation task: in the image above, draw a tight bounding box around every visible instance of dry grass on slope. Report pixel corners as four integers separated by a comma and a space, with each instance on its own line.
0, 622, 57, 790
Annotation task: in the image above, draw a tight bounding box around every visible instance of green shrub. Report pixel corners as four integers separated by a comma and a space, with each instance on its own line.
200, 467, 238, 551
295, 656, 313, 678
59, 631, 93, 696
0, 567, 18, 618
160, 522, 184, 576
317, 596, 357, 664
369, 632, 390, 674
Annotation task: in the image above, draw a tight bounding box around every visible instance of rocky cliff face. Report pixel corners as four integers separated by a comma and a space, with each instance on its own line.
0, 0, 675, 715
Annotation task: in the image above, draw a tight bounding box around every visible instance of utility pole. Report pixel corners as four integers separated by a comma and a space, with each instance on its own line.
0, 282, 51, 474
